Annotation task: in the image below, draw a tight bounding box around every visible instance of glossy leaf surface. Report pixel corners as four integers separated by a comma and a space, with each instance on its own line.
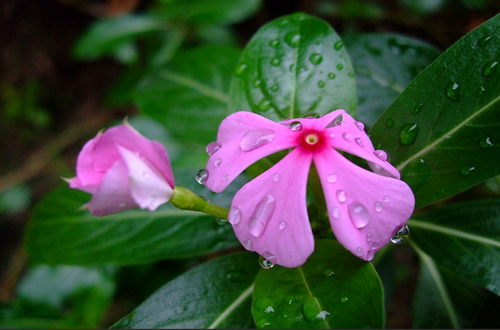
111, 252, 259, 329
409, 198, 500, 295
369, 13, 500, 208
251, 240, 384, 329
343, 33, 440, 127
229, 13, 357, 121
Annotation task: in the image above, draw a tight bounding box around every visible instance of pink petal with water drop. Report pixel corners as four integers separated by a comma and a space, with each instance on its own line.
230, 148, 314, 268
205, 112, 298, 193
314, 146, 414, 261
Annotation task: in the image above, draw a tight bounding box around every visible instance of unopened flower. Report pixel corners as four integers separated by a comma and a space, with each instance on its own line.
202, 110, 414, 267
67, 122, 175, 216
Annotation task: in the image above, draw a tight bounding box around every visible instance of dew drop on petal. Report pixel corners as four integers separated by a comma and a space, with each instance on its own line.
336, 190, 346, 203
272, 173, 281, 182
196, 169, 209, 185
289, 121, 303, 131
355, 137, 364, 148
391, 225, 410, 244
348, 202, 370, 228
374, 202, 383, 213
329, 132, 335, 138
244, 239, 253, 251
354, 121, 364, 131
332, 207, 341, 219
342, 132, 352, 142
223, 175, 229, 182
259, 252, 277, 269
327, 174, 337, 183
214, 158, 222, 167
228, 207, 242, 225
206, 142, 221, 156
372, 242, 380, 250
279, 221, 287, 230
367, 249, 375, 261
240, 129, 276, 151
355, 247, 364, 257
383, 196, 391, 203
373, 150, 388, 161
366, 234, 373, 242
249, 194, 276, 237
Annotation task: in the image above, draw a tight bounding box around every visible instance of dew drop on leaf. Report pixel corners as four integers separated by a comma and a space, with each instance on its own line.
284, 31, 301, 47
234, 62, 247, 77
336, 64, 344, 70
334, 40, 343, 50
323, 268, 335, 277
460, 166, 475, 176
270, 58, 281, 66
302, 297, 330, 322
412, 103, 423, 115
309, 53, 323, 65
399, 123, 419, 146
258, 99, 273, 112
328, 72, 336, 79
477, 35, 492, 47
317, 80, 325, 88
269, 39, 280, 48
482, 60, 498, 77
259, 252, 277, 269
445, 82, 460, 101
479, 137, 494, 148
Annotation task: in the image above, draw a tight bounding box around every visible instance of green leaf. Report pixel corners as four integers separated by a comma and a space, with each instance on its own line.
412, 247, 492, 328
369, 13, 500, 208
134, 45, 240, 146
229, 13, 357, 121
343, 33, 441, 127
251, 240, 384, 329
0, 318, 85, 329
155, 0, 261, 26
111, 251, 259, 329
408, 198, 500, 295
73, 15, 165, 60
24, 185, 238, 265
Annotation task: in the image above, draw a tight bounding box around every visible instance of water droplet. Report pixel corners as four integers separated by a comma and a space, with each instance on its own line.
373, 242, 380, 249
206, 142, 221, 156
385, 118, 395, 128
228, 207, 242, 225
391, 225, 410, 244
479, 137, 494, 148
270, 58, 281, 66
302, 297, 330, 322
272, 173, 281, 182
279, 221, 287, 230
354, 121, 364, 131
119, 202, 126, 207
383, 196, 390, 203
244, 239, 253, 251
253, 79, 262, 88
332, 207, 341, 219
355, 137, 364, 148
269, 39, 280, 48
399, 123, 419, 146
325, 114, 343, 128
329, 132, 335, 138
309, 53, 323, 65
249, 194, 276, 237
460, 166, 475, 176
477, 35, 492, 47
412, 103, 423, 115
284, 31, 301, 47
367, 250, 375, 261
240, 129, 275, 151
259, 252, 277, 269
348, 72, 355, 78
336, 64, 344, 70
445, 82, 460, 101
223, 175, 229, 182
340, 296, 349, 303
336, 190, 346, 203
373, 150, 388, 161
366, 234, 373, 242
355, 247, 363, 257
374, 202, 383, 213
214, 158, 222, 167
270, 84, 279, 92
328, 72, 336, 79
235, 63, 247, 77
478, 86, 486, 96
284, 294, 295, 305
334, 40, 343, 50
258, 99, 272, 112
317, 80, 325, 88
289, 121, 303, 131
254, 297, 276, 313
348, 202, 370, 228
342, 132, 352, 142
215, 218, 227, 225
327, 174, 337, 183
482, 60, 498, 77
196, 169, 209, 184
323, 268, 335, 277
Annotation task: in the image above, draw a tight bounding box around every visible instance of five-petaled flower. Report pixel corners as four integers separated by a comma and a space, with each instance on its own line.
67, 122, 175, 216
203, 110, 415, 268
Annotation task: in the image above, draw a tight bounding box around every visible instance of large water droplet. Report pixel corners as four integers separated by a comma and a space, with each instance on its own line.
244, 239, 253, 251
399, 123, 419, 146
254, 297, 276, 313
477, 35, 492, 47
445, 82, 460, 101
258, 99, 272, 112
240, 129, 275, 151
374, 202, 383, 213
336, 190, 346, 203
336, 64, 344, 70
479, 137, 494, 148
214, 158, 222, 167
355, 247, 364, 257
342, 132, 352, 142
385, 118, 395, 128
206, 142, 221, 156
482, 61, 498, 77
317, 80, 325, 88
412, 103, 423, 115
270, 58, 281, 66
391, 225, 410, 244
253, 79, 262, 88
284, 31, 301, 47
228, 207, 242, 225
290, 121, 303, 131
355, 137, 364, 148
302, 297, 330, 322
460, 166, 475, 176
348, 202, 370, 228
249, 194, 276, 237
327, 174, 337, 183
235, 63, 247, 77
325, 114, 343, 128
334, 40, 343, 50
196, 169, 209, 184
259, 252, 277, 269
354, 121, 364, 131
328, 72, 336, 80
269, 39, 280, 48
309, 53, 323, 65
373, 150, 388, 161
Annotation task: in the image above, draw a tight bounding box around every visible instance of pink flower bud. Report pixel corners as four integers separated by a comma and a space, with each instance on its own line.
67, 122, 175, 216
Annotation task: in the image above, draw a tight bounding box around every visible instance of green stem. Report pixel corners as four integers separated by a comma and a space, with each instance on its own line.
170, 186, 229, 220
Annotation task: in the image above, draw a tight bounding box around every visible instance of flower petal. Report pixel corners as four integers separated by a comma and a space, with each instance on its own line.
314, 147, 415, 261
86, 160, 138, 216
117, 145, 174, 211
230, 148, 314, 268
74, 132, 104, 190
204, 111, 298, 193
323, 110, 400, 179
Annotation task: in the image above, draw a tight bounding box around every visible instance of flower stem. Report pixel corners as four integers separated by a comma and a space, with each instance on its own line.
170, 186, 229, 220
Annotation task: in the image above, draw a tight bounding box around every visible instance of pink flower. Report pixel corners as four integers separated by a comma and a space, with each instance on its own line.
203, 110, 415, 268
67, 122, 175, 216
